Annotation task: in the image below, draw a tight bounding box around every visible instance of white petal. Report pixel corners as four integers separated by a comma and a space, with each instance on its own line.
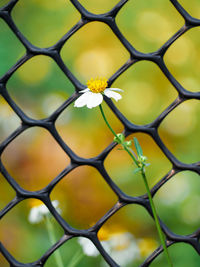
52, 200, 59, 208
78, 237, 99, 257
39, 200, 59, 215
52, 200, 61, 214
74, 92, 90, 108
28, 207, 43, 224
28, 200, 60, 224
104, 233, 140, 265
39, 204, 49, 215
104, 89, 122, 101
107, 88, 123, 92
101, 241, 111, 254
79, 88, 90, 93
86, 92, 103, 109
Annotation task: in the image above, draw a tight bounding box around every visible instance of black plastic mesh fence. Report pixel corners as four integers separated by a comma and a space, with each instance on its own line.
0, 0, 200, 266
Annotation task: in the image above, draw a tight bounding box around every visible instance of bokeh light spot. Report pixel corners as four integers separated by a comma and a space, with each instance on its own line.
112, 61, 177, 125
165, 28, 200, 92
116, 0, 184, 53
61, 22, 129, 82
159, 100, 200, 163
12, 0, 80, 47
17, 56, 51, 85
137, 11, 173, 43
154, 171, 200, 235
7, 55, 72, 119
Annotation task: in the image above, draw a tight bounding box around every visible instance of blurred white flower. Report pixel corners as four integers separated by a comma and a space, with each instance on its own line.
42, 93, 70, 119
28, 200, 60, 224
78, 238, 100, 257
0, 101, 20, 139
74, 77, 123, 109
78, 232, 140, 266
105, 232, 140, 266
157, 174, 190, 206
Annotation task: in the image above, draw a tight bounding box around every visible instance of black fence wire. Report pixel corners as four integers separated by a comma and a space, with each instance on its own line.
0, 0, 200, 266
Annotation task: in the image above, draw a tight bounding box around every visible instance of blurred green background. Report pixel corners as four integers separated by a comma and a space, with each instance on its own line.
0, 0, 200, 266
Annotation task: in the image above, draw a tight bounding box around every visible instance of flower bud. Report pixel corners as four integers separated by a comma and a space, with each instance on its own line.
140, 156, 147, 162
114, 133, 125, 144
125, 140, 132, 147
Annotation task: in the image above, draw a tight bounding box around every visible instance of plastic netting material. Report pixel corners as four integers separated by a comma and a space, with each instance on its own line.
0, 0, 200, 266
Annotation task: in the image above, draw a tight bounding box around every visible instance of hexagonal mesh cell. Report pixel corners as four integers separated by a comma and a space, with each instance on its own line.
7, 55, 73, 119
50, 166, 118, 229
0, 0, 200, 266
1, 127, 70, 191
12, 0, 80, 47
164, 27, 200, 92
60, 21, 129, 82
116, 0, 184, 53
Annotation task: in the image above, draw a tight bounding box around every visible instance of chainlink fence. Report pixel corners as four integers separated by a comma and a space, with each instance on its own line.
0, 0, 200, 266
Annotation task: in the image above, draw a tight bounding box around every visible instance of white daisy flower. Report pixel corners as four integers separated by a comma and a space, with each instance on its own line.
28, 200, 60, 224
78, 232, 140, 266
74, 77, 123, 109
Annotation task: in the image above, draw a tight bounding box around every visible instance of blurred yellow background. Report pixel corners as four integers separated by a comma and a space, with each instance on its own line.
0, 0, 200, 266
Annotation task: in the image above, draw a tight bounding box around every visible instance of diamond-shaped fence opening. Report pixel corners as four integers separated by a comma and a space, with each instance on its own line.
0, 0, 200, 266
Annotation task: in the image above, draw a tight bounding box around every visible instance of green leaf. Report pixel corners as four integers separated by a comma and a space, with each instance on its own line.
133, 167, 141, 174
133, 137, 143, 156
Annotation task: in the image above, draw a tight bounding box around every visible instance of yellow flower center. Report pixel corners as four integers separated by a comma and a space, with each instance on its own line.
98, 228, 110, 241
114, 242, 130, 251
29, 199, 42, 208
87, 77, 108, 93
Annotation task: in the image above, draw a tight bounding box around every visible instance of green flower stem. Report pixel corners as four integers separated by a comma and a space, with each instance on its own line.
45, 216, 64, 267
123, 143, 139, 167
67, 250, 84, 267
99, 104, 173, 267
99, 105, 118, 139
99, 105, 138, 166
141, 169, 173, 266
